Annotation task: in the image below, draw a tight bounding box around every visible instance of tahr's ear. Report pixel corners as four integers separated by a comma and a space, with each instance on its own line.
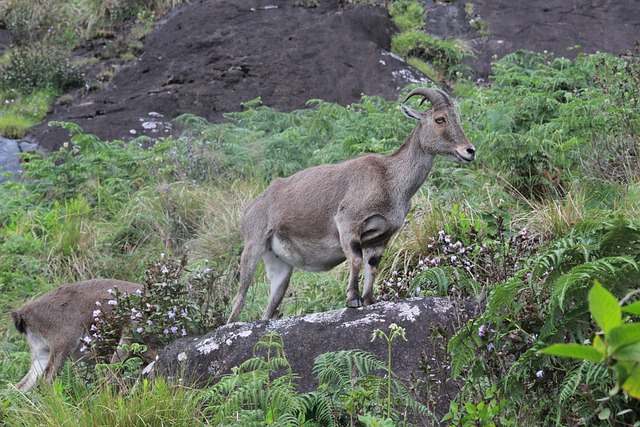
399, 104, 423, 121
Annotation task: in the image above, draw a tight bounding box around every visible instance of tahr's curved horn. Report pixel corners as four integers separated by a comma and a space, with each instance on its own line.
402, 87, 451, 109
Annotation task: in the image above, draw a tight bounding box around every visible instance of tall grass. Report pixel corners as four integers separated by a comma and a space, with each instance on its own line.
2, 378, 205, 427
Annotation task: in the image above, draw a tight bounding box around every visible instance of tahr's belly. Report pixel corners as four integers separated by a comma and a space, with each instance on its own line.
270, 235, 346, 272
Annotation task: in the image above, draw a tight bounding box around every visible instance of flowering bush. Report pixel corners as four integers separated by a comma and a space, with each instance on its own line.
378, 214, 539, 302
83, 251, 229, 363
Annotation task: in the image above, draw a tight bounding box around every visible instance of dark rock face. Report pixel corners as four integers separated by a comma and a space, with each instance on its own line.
426, 0, 640, 79
155, 297, 478, 420
21, 0, 640, 151
28, 0, 427, 152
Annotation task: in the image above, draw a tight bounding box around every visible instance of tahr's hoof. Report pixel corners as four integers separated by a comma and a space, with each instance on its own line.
362, 296, 375, 307
346, 297, 362, 308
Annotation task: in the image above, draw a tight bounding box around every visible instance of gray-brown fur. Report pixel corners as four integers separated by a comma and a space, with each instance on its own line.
11, 279, 147, 391
227, 87, 475, 323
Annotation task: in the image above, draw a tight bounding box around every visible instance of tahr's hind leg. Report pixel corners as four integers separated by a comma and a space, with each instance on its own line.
262, 250, 293, 319
228, 243, 264, 323
16, 329, 50, 392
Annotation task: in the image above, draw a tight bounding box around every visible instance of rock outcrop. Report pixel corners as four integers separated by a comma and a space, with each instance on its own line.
28, 0, 427, 152
155, 297, 479, 419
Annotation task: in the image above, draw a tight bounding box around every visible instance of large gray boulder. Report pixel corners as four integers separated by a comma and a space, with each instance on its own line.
155, 297, 478, 420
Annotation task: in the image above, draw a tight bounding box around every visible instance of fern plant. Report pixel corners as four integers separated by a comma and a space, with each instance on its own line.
447, 215, 640, 425
199, 332, 312, 426
198, 331, 429, 426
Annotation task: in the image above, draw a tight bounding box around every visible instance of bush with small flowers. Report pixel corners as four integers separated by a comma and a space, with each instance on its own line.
83, 251, 229, 364
378, 213, 540, 302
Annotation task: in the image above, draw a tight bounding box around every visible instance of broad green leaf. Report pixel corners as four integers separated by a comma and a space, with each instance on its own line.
589, 281, 622, 334
538, 343, 604, 362
622, 300, 640, 315
593, 335, 606, 355
608, 323, 640, 354
622, 364, 640, 399
614, 341, 640, 362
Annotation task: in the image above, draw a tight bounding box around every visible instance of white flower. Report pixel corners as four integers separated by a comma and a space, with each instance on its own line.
536, 370, 543, 378
108, 299, 117, 305
93, 309, 101, 318
478, 324, 487, 337
82, 336, 92, 344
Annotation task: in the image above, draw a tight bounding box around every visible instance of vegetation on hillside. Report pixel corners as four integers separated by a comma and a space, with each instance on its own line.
0, 45, 638, 425
1, 0, 639, 426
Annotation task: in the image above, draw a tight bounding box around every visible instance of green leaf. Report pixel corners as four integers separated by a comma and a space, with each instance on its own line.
593, 335, 606, 355
613, 341, 640, 362
622, 364, 640, 399
608, 323, 640, 354
589, 281, 622, 334
622, 300, 640, 315
538, 343, 604, 362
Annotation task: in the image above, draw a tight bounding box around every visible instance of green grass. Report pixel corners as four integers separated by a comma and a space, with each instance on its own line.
391, 31, 474, 80
0, 88, 57, 138
2, 377, 206, 426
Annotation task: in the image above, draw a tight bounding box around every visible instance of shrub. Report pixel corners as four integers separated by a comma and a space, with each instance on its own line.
447, 216, 640, 425
0, 45, 83, 94
85, 251, 229, 363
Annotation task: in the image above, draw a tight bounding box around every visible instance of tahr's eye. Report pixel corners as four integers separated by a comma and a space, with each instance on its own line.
435, 117, 446, 124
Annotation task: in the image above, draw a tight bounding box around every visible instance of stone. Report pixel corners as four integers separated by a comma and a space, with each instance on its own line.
155, 297, 479, 420
0, 137, 41, 183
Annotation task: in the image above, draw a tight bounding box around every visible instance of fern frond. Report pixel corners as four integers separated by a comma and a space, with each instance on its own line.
599, 218, 640, 257
298, 392, 337, 427
448, 322, 481, 379
551, 256, 638, 309
238, 357, 270, 374
313, 350, 385, 387
413, 266, 452, 295
483, 275, 526, 323
530, 234, 597, 282
558, 362, 584, 403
